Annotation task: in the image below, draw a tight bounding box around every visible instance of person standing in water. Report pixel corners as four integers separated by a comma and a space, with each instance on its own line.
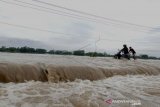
120, 44, 130, 60
129, 47, 136, 60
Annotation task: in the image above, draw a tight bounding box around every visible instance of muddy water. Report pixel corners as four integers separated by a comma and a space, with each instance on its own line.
0, 52, 160, 107
0, 75, 160, 107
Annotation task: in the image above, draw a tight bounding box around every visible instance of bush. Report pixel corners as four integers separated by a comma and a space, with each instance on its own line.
140, 54, 149, 59
73, 50, 85, 56
35, 48, 47, 54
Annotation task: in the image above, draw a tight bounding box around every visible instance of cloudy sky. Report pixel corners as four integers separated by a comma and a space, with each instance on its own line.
0, 0, 160, 56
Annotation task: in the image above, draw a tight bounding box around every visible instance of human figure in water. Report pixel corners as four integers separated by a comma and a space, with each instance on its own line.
129, 47, 136, 60
114, 49, 122, 59
114, 44, 130, 60
120, 44, 130, 60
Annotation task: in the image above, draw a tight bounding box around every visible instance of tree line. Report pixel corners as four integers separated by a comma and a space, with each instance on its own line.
0, 46, 111, 57
0, 46, 159, 60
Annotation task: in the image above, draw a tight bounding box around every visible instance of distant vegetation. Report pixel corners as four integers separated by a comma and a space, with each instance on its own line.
136, 54, 160, 60
0, 46, 159, 60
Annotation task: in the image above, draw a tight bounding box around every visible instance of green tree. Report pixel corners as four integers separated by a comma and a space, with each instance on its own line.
73, 50, 85, 56
48, 50, 55, 54
0, 46, 7, 52
8, 47, 17, 52
55, 50, 63, 55
19, 46, 29, 53
35, 48, 47, 54
62, 51, 72, 55
140, 54, 149, 59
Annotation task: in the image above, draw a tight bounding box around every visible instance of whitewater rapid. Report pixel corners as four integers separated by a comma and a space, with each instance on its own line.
0, 52, 160, 107
0, 75, 160, 107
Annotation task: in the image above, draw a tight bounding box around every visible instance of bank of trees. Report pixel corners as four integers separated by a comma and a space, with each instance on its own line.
0, 46, 112, 57
0, 46, 46, 54
137, 54, 159, 60
0, 46, 159, 60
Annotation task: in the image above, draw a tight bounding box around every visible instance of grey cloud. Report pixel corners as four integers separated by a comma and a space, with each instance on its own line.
0, 15, 8, 19
145, 26, 160, 44
0, 36, 51, 50
48, 22, 94, 50
149, 26, 160, 33
64, 22, 94, 41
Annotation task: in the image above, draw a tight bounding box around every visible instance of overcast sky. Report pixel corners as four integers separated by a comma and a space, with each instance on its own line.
0, 0, 160, 56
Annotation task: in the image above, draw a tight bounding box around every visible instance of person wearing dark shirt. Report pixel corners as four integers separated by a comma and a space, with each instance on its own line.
129, 47, 136, 60
114, 49, 122, 59
120, 44, 130, 60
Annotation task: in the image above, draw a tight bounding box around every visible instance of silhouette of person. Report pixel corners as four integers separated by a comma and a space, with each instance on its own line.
129, 47, 136, 60
120, 44, 130, 60
114, 49, 122, 59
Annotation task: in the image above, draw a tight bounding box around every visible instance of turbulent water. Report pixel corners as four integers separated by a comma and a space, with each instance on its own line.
0, 52, 160, 107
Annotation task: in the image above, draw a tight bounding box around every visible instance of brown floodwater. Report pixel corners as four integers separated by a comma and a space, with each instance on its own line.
0, 52, 159, 107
